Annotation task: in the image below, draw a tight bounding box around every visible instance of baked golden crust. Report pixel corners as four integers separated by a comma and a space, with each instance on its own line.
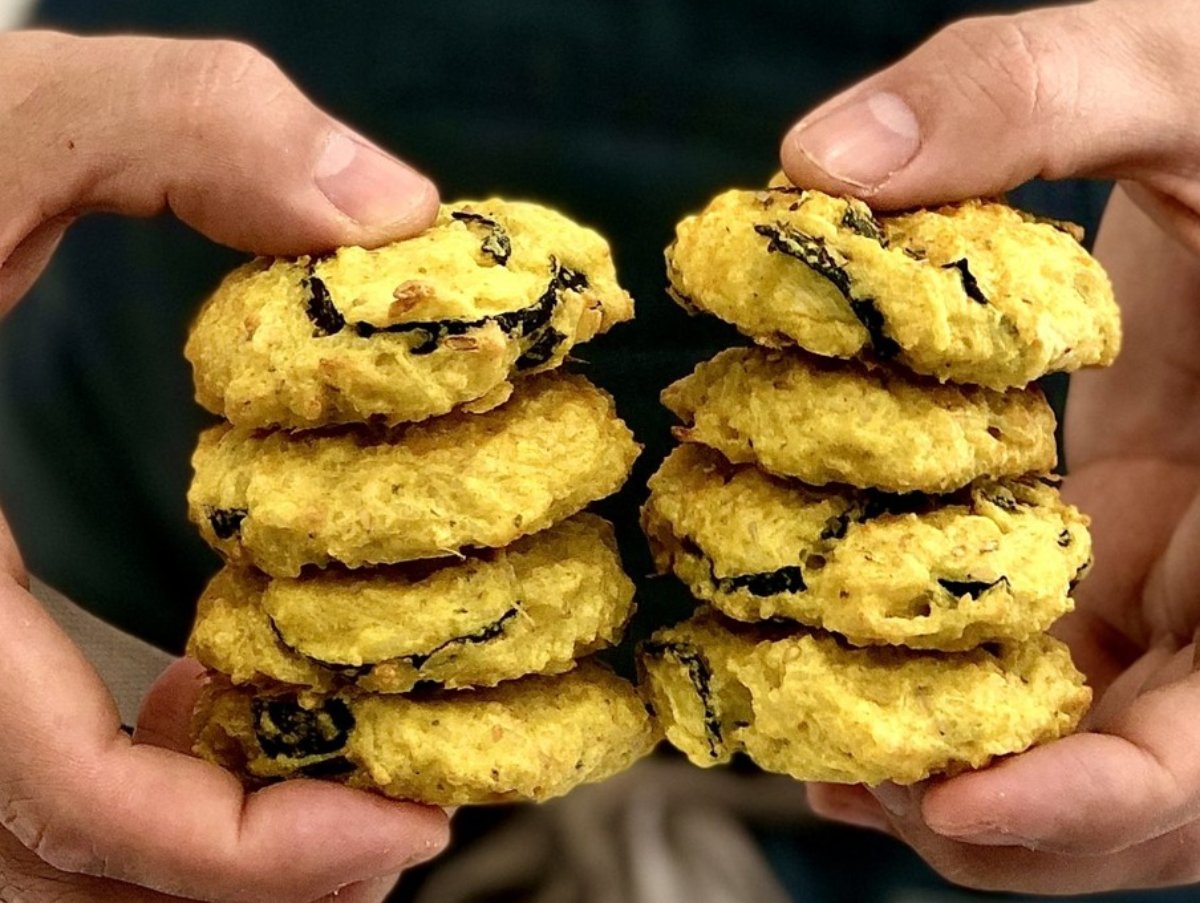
187, 199, 634, 428
666, 187, 1119, 388
188, 515, 635, 692
187, 373, 641, 576
642, 445, 1091, 650
192, 662, 659, 805
640, 611, 1090, 785
661, 346, 1055, 493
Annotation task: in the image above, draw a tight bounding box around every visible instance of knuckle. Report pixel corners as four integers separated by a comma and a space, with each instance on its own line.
933, 13, 1076, 124
175, 38, 289, 130
0, 32, 66, 120
201, 39, 280, 87
27, 824, 104, 879
1, 787, 105, 880
923, 11, 1082, 178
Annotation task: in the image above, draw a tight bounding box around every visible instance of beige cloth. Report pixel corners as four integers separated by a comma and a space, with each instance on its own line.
31, 576, 175, 726
0, 0, 34, 31
416, 759, 814, 903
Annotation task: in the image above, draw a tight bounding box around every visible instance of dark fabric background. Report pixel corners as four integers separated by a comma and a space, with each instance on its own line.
0, 3, 1144, 901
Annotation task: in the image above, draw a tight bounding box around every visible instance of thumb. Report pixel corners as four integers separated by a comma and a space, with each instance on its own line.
0, 31, 438, 261
132, 657, 208, 754
920, 651, 1200, 856
779, 1, 1192, 208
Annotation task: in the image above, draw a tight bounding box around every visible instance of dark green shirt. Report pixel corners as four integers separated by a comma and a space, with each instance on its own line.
0, 0, 1102, 653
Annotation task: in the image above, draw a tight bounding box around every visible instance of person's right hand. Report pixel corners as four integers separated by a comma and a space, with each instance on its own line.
778, 0, 1200, 894
0, 31, 446, 903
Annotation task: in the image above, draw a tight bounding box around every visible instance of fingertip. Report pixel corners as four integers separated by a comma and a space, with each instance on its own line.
247, 780, 451, 874
920, 771, 996, 837
133, 658, 208, 753
780, 91, 922, 200
867, 780, 925, 822
917, 743, 1103, 850
807, 782, 894, 834
363, 792, 452, 867
805, 781, 845, 817
313, 131, 441, 247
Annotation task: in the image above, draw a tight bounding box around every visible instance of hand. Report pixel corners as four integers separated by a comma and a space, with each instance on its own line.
780, 0, 1200, 893
0, 31, 447, 902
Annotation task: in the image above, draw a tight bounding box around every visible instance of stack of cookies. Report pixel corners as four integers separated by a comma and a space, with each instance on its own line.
182, 200, 658, 805
640, 185, 1120, 784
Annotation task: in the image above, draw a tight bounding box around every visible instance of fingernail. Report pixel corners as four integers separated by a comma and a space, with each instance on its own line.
788, 92, 920, 190
315, 131, 435, 227
869, 781, 912, 818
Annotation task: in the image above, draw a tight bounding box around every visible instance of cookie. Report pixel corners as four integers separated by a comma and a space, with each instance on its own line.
193, 662, 659, 805
642, 445, 1092, 650
188, 514, 636, 692
666, 187, 1120, 388
640, 610, 1090, 785
188, 372, 641, 576
187, 199, 634, 428
662, 346, 1055, 493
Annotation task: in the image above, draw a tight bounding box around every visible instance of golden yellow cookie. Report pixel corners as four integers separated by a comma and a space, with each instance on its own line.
192, 661, 659, 805
643, 445, 1092, 650
188, 514, 636, 692
640, 611, 1090, 785
662, 346, 1055, 493
187, 372, 640, 576
666, 187, 1119, 388
187, 199, 634, 428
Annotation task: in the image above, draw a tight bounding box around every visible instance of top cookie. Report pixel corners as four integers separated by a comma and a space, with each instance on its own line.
665, 187, 1120, 388
187, 199, 634, 428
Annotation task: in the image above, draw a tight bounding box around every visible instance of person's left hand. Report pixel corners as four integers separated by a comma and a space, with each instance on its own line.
0, 650, 411, 903
0, 30, 447, 903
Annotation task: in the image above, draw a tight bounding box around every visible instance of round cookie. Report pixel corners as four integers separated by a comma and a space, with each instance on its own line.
188, 372, 641, 576
192, 662, 660, 805
662, 346, 1055, 493
188, 199, 634, 428
640, 610, 1090, 786
642, 445, 1092, 650
666, 187, 1119, 389
189, 514, 636, 692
